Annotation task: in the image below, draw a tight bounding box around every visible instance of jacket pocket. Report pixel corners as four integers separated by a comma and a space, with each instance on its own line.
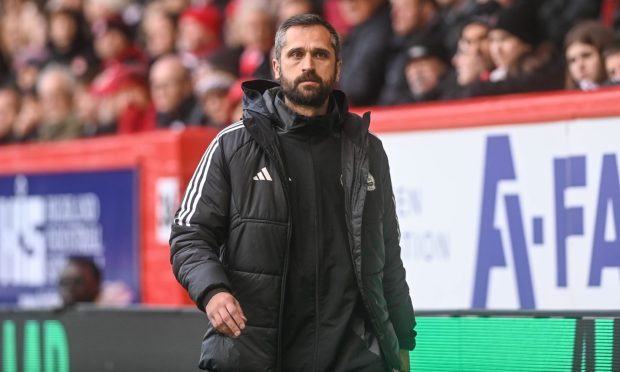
199, 323, 240, 371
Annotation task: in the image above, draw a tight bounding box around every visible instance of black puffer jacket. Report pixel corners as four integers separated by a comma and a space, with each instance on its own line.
170, 80, 416, 371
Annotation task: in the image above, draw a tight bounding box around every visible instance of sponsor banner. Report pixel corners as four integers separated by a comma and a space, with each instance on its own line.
0, 170, 139, 307
379, 117, 620, 310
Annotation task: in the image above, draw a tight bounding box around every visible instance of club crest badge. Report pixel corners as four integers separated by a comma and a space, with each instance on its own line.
367, 173, 376, 191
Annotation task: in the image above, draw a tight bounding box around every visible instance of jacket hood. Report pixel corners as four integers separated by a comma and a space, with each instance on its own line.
240, 79, 369, 147
241, 79, 351, 120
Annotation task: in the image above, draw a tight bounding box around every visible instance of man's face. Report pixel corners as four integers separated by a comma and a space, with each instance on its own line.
272, 25, 340, 109
405, 57, 446, 96
58, 262, 99, 306
150, 60, 191, 113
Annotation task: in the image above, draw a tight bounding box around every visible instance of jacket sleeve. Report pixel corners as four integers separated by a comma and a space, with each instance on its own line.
380, 146, 417, 350
169, 136, 232, 312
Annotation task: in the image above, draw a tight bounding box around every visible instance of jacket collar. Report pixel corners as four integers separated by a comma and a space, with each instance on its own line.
240, 79, 369, 147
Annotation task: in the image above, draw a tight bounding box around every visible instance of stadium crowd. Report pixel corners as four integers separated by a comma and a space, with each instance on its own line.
0, 0, 619, 143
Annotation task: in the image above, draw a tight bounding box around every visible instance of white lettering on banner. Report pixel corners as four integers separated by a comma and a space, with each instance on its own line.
0, 176, 104, 288
156, 177, 180, 244
379, 117, 620, 310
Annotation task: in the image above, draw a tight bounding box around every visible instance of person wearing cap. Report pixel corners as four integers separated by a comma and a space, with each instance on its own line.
88, 63, 155, 135
195, 72, 236, 128
177, 5, 222, 70
404, 39, 455, 103
378, 0, 446, 106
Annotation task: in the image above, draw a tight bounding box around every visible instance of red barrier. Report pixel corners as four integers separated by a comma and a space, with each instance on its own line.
359, 86, 620, 133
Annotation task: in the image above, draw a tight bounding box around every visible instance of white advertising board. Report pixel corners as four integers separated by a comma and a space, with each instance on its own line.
379, 116, 620, 310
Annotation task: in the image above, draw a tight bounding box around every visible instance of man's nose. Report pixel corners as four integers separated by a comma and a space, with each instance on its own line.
301, 53, 315, 71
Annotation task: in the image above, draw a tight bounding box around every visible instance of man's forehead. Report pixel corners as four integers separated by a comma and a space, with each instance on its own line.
282, 25, 333, 49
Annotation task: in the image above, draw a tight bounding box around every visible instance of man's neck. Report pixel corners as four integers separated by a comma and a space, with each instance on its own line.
283, 97, 329, 117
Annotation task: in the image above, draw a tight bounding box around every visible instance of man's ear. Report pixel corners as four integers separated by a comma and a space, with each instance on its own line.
272, 58, 281, 80
336, 59, 342, 82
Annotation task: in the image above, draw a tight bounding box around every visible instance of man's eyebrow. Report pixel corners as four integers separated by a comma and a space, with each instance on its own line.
286, 46, 333, 55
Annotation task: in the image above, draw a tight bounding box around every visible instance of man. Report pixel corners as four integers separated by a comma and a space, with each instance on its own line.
149, 54, 205, 128
337, 0, 392, 106
36, 65, 82, 141
404, 39, 454, 102
378, 0, 445, 105
58, 257, 101, 307
170, 14, 416, 372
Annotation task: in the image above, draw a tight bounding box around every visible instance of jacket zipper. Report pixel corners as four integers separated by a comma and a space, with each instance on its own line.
269, 144, 292, 372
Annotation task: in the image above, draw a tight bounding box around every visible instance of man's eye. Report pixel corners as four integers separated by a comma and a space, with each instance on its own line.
315, 52, 328, 58
290, 51, 304, 58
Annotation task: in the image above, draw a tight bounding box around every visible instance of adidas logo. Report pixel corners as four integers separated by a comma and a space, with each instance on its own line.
253, 167, 272, 181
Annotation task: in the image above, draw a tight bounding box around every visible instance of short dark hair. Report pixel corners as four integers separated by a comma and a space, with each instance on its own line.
68, 256, 102, 284
274, 14, 340, 61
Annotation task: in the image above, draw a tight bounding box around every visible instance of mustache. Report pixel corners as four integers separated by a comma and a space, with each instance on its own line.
294, 71, 322, 86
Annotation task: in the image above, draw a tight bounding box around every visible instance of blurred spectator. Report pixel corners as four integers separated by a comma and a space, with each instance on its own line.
92, 15, 146, 69
235, 1, 276, 80
36, 65, 82, 141
339, 0, 392, 106
448, 2, 564, 98
58, 256, 101, 307
604, 42, 620, 83
141, 2, 178, 64
177, 5, 222, 70
159, 0, 192, 16
404, 39, 455, 102
88, 63, 155, 135
0, 86, 20, 144
378, 0, 444, 106
12, 94, 40, 143
84, 0, 130, 24
564, 20, 614, 90
276, 0, 316, 26
437, 0, 481, 53
539, 0, 603, 47
150, 54, 206, 127
227, 78, 246, 123
196, 72, 236, 127
46, 7, 99, 79
450, 2, 499, 87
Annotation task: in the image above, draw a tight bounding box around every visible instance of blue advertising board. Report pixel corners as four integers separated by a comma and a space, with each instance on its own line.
0, 169, 139, 307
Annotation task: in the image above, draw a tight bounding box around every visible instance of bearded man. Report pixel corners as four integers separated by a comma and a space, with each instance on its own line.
170, 14, 416, 372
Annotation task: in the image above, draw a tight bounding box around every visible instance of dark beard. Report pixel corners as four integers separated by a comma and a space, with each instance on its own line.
280, 70, 334, 108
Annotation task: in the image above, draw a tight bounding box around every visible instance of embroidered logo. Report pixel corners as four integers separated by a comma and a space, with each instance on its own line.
367, 173, 376, 191
252, 167, 272, 181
